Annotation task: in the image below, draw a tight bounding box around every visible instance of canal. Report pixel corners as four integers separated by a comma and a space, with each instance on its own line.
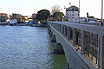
0, 26, 66, 69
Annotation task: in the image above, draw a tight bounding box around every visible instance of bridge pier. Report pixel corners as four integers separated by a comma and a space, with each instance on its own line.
50, 35, 56, 43
48, 29, 64, 54
53, 42, 64, 54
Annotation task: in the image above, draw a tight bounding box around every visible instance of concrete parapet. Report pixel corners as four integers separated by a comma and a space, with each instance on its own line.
48, 23, 96, 69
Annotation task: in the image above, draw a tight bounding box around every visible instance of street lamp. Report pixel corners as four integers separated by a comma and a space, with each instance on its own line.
69, 2, 71, 23
101, 0, 103, 26
59, 9, 62, 21
64, 6, 66, 21
79, 0, 80, 23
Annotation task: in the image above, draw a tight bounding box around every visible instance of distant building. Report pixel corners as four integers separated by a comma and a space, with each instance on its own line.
11, 13, 22, 23
80, 17, 87, 23
28, 18, 32, 22
66, 6, 79, 23
0, 13, 8, 22
32, 13, 37, 20
22, 16, 28, 22
32, 13, 37, 24
86, 13, 97, 22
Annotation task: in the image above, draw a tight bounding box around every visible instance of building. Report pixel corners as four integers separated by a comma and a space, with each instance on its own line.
66, 6, 79, 23
80, 17, 87, 23
28, 17, 32, 22
0, 13, 8, 22
22, 16, 28, 22
32, 13, 37, 20
32, 13, 37, 24
10, 13, 22, 23
86, 13, 97, 22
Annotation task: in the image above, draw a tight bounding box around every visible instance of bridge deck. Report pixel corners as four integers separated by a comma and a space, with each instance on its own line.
48, 21, 104, 69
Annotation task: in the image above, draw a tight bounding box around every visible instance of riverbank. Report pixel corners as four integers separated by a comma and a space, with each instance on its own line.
0, 23, 47, 27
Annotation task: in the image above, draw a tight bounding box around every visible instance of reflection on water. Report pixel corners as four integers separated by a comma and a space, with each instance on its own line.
0, 26, 66, 69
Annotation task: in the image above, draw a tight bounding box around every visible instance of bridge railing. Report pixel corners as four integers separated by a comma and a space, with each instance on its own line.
48, 21, 104, 69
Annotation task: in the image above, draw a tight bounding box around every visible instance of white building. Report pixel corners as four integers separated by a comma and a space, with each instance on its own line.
66, 6, 79, 23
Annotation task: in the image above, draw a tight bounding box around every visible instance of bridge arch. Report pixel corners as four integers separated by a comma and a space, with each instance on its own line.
51, 35, 56, 43
54, 43, 64, 54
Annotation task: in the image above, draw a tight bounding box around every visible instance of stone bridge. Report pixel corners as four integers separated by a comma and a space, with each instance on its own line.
48, 21, 104, 69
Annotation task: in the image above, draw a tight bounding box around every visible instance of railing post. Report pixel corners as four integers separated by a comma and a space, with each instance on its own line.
103, 36, 104, 69
81, 30, 84, 53
67, 27, 70, 40
62, 25, 64, 34
98, 35, 103, 69
64, 26, 66, 36
73, 28, 76, 46
64, 26, 67, 37
60, 24, 61, 32
60, 25, 62, 34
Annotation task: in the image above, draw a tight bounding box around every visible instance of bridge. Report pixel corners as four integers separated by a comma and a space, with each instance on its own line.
47, 21, 104, 69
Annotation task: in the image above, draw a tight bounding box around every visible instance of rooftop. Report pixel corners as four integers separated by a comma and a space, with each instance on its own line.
66, 6, 79, 11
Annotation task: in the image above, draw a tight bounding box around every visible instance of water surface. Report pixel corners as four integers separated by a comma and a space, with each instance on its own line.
0, 26, 66, 69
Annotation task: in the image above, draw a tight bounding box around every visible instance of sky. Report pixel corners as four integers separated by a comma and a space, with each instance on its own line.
0, 0, 103, 18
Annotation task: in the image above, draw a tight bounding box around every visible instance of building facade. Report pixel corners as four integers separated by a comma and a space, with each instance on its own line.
32, 13, 37, 20
22, 16, 28, 23
10, 13, 22, 23
0, 13, 8, 22
32, 13, 37, 24
66, 6, 79, 23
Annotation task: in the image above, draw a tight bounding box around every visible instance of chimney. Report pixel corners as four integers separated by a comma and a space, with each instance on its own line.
86, 12, 89, 18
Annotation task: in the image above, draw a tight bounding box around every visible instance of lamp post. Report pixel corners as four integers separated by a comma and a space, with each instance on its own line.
79, 0, 80, 23
64, 6, 66, 21
59, 9, 62, 21
69, 2, 71, 23
98, 1, 103, 69
64, 6, 66, 15
101, 0, 103, 26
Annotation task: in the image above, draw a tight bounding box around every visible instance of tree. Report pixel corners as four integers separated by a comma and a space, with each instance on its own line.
51, 5, 61, 15
53, 12, 64, 21
36, 9, 50, 21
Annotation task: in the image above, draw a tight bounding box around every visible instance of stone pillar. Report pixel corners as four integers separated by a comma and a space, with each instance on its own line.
54, 43, 64, 54
102, 36, 104, 69
64, 26, 66, 36
49, 31, 53, 37
98, 35, 103, 69
81, 30, 84, 53
62, 25, 64, 35
61, 25, 63, 34
73, 28, 76, 46
65, 26, 67, 37
67, 27, 70, 40
60, 24, 61, 33
51, 35, 56, 43
59, 24, 61, 32
64, 26, 67, 37
48, 28, 51, 34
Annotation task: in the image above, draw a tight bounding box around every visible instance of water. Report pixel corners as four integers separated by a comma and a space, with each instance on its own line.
0, 26, 66, 69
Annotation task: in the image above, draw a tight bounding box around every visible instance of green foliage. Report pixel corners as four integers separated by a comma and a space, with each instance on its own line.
36, 9, 50, 21
53, 12, 64, 21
